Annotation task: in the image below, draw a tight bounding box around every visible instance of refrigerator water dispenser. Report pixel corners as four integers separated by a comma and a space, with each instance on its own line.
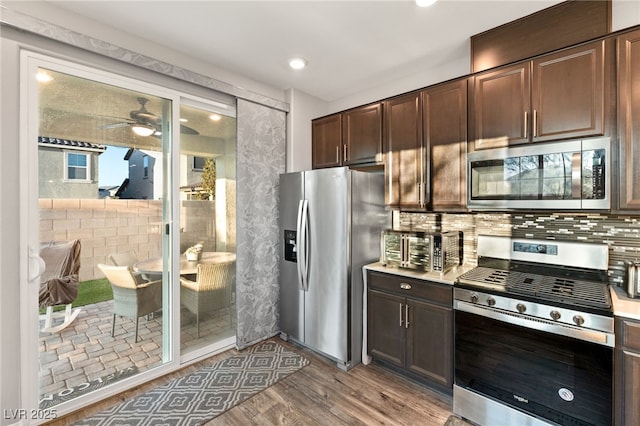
284, 230, 297, 262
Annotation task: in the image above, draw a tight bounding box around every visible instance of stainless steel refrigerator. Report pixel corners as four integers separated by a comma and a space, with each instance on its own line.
279, 166, 388, 370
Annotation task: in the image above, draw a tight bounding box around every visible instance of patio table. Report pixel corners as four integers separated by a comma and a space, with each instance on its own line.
134, 252, 236, 276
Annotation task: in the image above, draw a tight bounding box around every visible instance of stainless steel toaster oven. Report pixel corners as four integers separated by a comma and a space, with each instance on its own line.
380, 229, 461, 273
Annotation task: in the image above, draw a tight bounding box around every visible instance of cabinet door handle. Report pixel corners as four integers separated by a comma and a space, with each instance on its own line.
400, 283, 412, 290
399, 303, 404, 327
336, 145, 340, 163
533, 109, 538, 138
524, 111, 528, 139
405, 304, 410, 329
344, 144, 348, 161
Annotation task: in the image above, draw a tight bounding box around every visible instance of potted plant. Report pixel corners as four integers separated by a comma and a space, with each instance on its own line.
185, 242, 203, 261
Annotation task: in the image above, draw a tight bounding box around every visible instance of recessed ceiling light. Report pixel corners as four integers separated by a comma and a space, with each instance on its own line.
209, 113, 222, 122
180, 118, 188, 123
36, 71, 53, 83
416, 0, 437, 7
288, 57, 307, 70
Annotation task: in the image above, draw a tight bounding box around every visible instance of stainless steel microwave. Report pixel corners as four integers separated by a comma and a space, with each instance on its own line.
467, 137, 610, 210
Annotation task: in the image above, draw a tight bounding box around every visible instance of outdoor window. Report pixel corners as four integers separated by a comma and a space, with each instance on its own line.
143, 155, 149, 178
192, 156, 206, 171
65, 151, 89, 181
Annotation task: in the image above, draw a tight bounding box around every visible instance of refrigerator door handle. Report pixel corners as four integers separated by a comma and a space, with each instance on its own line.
301, 199, 310, 291
296, 199, 310, 291
296, 200, 305, 291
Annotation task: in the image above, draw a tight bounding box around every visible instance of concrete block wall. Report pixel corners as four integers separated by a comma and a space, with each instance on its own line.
39, 198, 218, 281
39, 198, 163, 281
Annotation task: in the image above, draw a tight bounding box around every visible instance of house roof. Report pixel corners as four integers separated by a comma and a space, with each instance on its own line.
38, 136, 106, 152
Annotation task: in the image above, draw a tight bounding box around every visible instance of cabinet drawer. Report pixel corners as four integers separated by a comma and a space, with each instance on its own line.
368, 271, 452, 306
617, 317, 640, 351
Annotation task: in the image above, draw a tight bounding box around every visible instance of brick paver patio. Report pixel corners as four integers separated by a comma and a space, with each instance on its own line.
38, 299, 235, 405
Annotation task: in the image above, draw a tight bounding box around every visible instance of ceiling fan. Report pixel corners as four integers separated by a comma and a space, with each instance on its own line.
102, 97, 199, 137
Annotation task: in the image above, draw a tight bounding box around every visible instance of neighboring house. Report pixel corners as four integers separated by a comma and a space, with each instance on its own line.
118, 149, 216, 200
116, 148, 160, 200
180, 155, 216, 200
38, 136, 106, 199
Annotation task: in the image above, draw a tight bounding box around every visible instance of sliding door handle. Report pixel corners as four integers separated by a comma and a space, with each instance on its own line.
28, 246, 46, 282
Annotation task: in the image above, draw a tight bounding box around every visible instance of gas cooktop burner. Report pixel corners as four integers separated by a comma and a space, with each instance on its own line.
457, 266, 612, 311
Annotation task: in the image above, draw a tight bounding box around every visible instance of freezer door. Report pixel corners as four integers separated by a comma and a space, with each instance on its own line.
278, 171, 305, 342
305, 167, 349, 362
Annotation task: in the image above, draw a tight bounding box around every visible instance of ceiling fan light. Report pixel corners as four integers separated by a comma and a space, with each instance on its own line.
131, 124, 155, 137
288, 57, 307, 70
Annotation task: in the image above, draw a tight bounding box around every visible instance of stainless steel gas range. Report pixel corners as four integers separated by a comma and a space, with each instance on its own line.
453, 235, 613, 426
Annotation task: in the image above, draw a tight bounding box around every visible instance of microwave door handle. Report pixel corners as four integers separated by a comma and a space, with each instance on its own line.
571, 152, 582, 199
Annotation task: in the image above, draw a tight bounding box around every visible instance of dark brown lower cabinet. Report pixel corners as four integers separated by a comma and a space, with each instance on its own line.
367, 271, 453, 393
616, 317, 640, 425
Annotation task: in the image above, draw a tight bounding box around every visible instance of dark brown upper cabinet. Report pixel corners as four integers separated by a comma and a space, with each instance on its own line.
470, 62, 530, 149
470, 40, 608, 150
312, 104, 382, 169
342, 103, 383, 166
383, 91, 425, 210
617, 28, 640, 212
532, 41, 606, 142
423, 78, 468, 211
312, 113, 342, 169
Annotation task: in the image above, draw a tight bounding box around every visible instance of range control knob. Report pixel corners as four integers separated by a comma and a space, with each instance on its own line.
573, 315, 585, 326
470, 293, 479, 303
550, 310, 561, 321
516, 303, 526, 313
487, 297, 496, 307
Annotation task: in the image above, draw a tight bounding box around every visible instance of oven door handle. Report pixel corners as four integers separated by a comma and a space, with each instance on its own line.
454, 300, 614, 347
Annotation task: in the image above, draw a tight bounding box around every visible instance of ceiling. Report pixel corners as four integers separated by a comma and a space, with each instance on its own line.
38, 68, 237, 154
44, 0, 564, 103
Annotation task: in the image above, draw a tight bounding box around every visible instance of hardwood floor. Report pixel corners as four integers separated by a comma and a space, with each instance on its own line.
49, 338, 454, 425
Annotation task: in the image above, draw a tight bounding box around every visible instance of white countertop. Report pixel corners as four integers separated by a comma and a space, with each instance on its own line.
611, 285, 640, 321
363, 261, 476, 285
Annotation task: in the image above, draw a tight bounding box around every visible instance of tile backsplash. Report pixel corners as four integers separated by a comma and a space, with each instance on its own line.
396, 211, 640, 288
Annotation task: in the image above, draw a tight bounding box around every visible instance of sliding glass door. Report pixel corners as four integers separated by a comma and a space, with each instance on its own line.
178, 100, 237, 360
32, 62, 176, 410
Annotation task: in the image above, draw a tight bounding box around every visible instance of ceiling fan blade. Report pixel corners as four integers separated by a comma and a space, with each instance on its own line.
101, 122, 131, 130
153, 123, 200, 135
180, 124, 200, 135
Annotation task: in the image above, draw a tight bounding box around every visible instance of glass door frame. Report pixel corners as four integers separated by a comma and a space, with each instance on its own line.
19, 50, 184, 418
178, 95, 237, 364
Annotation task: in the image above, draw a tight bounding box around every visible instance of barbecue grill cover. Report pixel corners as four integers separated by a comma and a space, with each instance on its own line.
38, 240, 81, 307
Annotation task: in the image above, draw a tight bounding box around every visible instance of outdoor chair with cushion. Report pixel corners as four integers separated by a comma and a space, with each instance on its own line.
39, 239, 82, 333
108, 249, 153, 282
97, 263, 163, 343
179, 260, 235, 338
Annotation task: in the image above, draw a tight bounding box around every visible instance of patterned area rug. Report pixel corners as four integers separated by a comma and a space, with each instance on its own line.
73, 341, 309, 425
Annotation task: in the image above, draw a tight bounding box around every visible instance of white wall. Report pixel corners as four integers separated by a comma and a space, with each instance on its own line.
285, 89, 328, 173
1, 32, 24, 426
2, 1, 286, 105
613, 0, 640, 32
